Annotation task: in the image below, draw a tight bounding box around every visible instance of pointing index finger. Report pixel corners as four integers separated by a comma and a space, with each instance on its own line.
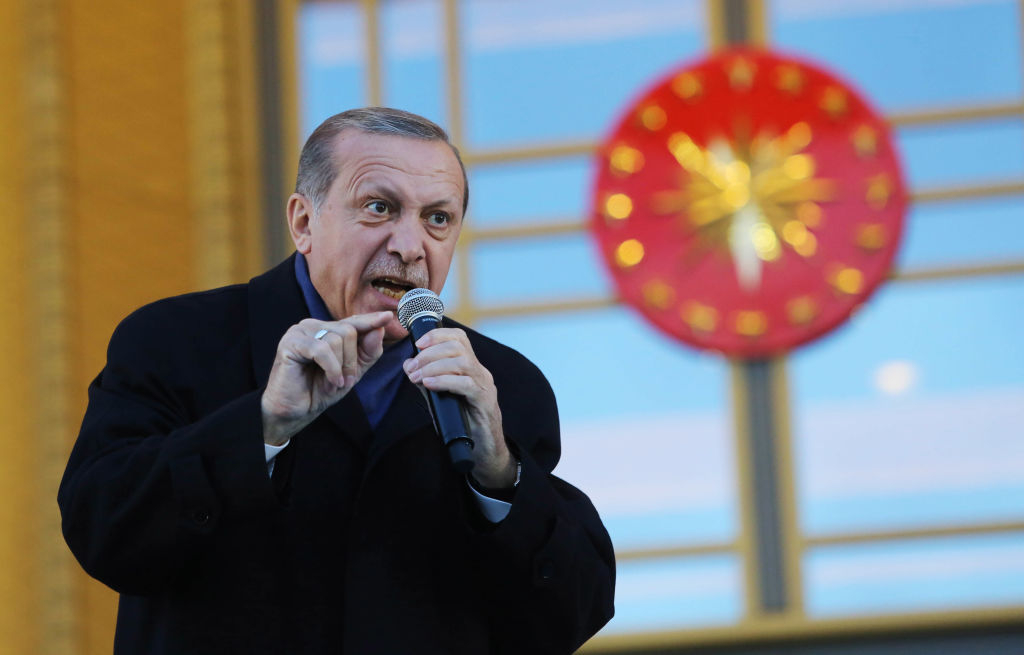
331, 311, 393, 333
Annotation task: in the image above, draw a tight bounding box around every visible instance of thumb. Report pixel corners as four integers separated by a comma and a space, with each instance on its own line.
359, 326, 385, 368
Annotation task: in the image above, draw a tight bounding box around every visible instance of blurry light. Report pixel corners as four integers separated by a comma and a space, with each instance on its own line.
874, 360, 919, 395
605, 193, 633, 220
640, 105, 667, 131
797, 202, 822, 228
609, 146, 645, 175
752, 222, 781, 261
783, 154, 815, 180
615, 239, 645, 268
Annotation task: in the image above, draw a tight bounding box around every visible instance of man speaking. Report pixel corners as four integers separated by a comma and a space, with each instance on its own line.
58, 107, 615, 654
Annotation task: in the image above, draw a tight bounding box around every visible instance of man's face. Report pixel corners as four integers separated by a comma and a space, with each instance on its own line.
289, 130, 465, 343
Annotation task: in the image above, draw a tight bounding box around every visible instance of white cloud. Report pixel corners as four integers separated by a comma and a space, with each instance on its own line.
774, 0, 1006, 22
306, 0, 703, 65
797, 387, 1024, 499
813, 543, 1024, 586
556, 411, 734, 515
874, 359, 919, 395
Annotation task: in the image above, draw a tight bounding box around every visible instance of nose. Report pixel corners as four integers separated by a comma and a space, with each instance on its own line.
386, 213, 426, 264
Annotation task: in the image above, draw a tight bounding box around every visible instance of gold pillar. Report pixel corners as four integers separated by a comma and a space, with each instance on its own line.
0, 2, 276, 653
0, 1, 42, 652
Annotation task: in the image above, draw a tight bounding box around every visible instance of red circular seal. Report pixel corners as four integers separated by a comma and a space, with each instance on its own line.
589, 48, 907, 357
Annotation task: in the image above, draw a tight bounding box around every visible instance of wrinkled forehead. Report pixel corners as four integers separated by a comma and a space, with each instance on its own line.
331, 129, 468, 212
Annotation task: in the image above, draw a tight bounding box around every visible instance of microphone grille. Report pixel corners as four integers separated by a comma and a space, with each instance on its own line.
397, 288, 444, 329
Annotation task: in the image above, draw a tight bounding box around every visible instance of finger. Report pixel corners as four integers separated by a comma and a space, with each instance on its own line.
411, 339, 464, 364
413, 327, 469, 350
359, 326, 385, 367
419, 372, 483, 400
404, 340, 465, 381
305, 338, 345, 388
332, 311, 393, 333
334, 323, 359, 386
409, 355, 472, 382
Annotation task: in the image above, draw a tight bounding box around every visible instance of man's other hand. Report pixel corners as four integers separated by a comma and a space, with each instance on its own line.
402, 328, 518, 490
262, 312, 391, 445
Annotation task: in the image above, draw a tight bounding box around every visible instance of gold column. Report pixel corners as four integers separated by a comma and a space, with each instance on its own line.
1, 1, 45, 652
0, 3, 273, 654
26, 0, 78, 652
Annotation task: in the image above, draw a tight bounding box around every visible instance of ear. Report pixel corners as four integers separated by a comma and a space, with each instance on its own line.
287, 193, 314, 254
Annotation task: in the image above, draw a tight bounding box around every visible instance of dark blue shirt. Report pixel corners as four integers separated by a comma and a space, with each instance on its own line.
294, 253, 412, 429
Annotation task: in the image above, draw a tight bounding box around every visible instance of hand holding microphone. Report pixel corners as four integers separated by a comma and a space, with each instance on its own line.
398, 289, 518, 488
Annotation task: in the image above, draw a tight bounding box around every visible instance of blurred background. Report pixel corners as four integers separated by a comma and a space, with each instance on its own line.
1, 0, 1022, 653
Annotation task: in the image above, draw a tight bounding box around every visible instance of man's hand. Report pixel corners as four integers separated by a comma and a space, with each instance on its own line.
262, 312, 392, 445
402, 328, 518, 489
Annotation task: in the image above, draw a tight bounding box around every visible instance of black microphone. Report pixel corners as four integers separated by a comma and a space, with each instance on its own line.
397, 288, 475, 474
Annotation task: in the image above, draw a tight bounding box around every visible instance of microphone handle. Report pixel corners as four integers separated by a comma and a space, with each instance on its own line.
408, 315, 475, 474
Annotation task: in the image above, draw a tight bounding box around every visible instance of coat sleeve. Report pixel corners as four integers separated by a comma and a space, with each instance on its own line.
57, 304, 280, 595
469, 345, 616, 654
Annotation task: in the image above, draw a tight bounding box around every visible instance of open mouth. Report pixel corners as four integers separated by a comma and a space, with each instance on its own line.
372, 277, 415, 300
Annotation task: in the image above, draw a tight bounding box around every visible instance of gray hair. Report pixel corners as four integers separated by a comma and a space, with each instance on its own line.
295, 107, 469, 216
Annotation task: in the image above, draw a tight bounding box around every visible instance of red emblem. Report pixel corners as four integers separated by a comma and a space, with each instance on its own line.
589, 48, 907, 357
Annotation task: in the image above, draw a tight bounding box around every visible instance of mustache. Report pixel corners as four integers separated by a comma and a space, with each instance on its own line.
362, 257, 428, 288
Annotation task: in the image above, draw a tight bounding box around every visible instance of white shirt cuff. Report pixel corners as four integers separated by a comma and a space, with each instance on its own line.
467, 481, 512, 523
265, 440, 289, 476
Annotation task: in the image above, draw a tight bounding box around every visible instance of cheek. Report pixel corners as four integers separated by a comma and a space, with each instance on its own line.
427, 243, 458, 289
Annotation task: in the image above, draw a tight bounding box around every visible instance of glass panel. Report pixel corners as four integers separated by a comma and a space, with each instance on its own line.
791, 276, 1024, 536
607, 555, 742, 633
898, 197, 1024, 270
463, 0, 706, 147
467, 157, 593, 227
769, 0, 1023, 111
476, 308, 734, 550
470, 234, 610, 305
298, 2, 367, 136
897, 119, 1024, 190
380, 0, 446, 127
806, 533, 1024, 616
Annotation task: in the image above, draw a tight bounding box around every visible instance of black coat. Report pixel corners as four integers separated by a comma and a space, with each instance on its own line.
59, 256, 615, 654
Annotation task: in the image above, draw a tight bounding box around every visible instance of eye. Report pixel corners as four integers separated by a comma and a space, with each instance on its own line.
426, 211, 450, 228
365, 200, 389, 215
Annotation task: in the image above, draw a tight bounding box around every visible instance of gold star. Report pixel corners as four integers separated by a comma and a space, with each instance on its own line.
643, 280, 675, 310
797, 202, 823, 228
852, 124, 878, 158
828, 266, 864, 295
734, 310, 767, 337
639, 105, 667, 131
787, 296, 818, 325
671, 73, 702, 101
603, 193, 633, 221
856, 223, 887, 251
782, 220, 817, 257
609, 145, 644, 176
776, 65, 804, 95
866, 174, 892, 210
615, 239, 645, 268
727, 57, 756, 91
682, 301, 718, 333
820, 87, 848, 119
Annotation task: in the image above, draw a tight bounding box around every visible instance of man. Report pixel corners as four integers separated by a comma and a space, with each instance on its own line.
59, 107, 615, 654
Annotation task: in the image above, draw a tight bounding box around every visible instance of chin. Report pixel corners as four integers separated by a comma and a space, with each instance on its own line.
382, 318, 409, 345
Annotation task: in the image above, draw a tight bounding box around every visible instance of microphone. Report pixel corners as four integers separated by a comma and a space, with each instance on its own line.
397, 288, 475, 474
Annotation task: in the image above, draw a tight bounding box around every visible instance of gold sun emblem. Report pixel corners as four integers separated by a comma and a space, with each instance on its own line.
651, 121, 836, 291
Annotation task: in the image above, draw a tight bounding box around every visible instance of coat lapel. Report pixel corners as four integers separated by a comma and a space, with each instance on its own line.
365, 377, 435, 472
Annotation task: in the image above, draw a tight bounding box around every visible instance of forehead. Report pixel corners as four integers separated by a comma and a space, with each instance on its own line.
330, 130, 465, 201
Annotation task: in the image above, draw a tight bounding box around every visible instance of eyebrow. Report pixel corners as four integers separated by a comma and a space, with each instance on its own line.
357, 184, 460, 214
